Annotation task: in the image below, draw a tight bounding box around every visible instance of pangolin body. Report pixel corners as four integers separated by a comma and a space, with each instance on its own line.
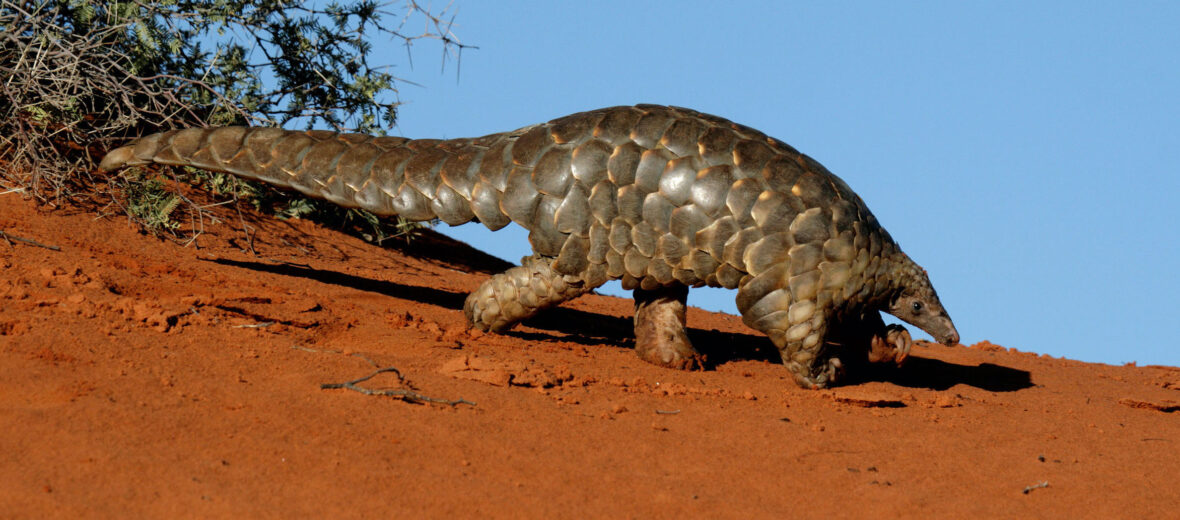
99, 104, 958, 388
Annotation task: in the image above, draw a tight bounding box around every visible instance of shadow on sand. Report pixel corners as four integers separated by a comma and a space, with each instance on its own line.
210, 257, 1032, 393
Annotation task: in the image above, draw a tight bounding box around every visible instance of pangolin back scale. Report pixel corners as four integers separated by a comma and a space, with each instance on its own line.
100, 104, 958, 388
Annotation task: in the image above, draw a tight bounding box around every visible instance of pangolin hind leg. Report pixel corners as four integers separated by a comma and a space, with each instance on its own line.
464, 255, 601, 332
633, 285, 704, 370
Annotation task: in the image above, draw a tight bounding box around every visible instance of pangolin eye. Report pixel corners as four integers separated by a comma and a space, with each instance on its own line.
911, 301, 923, 314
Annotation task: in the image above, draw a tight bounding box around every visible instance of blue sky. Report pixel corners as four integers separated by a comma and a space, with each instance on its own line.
379, 2, 1179, 366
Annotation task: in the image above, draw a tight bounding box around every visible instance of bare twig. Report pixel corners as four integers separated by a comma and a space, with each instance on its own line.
0, 230, 61, 251
349, 352, 380, 369
322, 366, 475, 407
290, 344, 341, 354
232, 321, 274, 328
233, 202, 257, 254
279, 237, 311, 254
1022, 481, 1050, 495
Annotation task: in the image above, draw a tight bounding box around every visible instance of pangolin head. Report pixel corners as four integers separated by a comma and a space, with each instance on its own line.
886, 254, 959, 346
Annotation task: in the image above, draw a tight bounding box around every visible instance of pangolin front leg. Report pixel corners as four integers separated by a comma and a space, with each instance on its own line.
868, 323, 912, 366
633, 285, 704, 370
464, 255, 603, 332
767, 312, 915, 387
737, 273, 842, 389
824, 311, 913, 375
778, 322, 843, 389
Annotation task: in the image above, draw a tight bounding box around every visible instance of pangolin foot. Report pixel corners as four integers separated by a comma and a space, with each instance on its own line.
868, 324, 912, 367
463, 291, 514, 333
463, 255, 599, 334
634, 329, 706, 370
632, 284, 704, 371
788, 357, 844, 389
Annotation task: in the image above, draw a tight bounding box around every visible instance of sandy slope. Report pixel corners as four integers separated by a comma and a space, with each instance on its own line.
1, 191, 1177, 519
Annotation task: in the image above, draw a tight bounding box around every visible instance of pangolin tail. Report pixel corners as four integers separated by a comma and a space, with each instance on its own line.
97, 126, 504, 226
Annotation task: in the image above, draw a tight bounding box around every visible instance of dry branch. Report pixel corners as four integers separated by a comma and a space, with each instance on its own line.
0, 229, 61, 250
322, 366, 476, 407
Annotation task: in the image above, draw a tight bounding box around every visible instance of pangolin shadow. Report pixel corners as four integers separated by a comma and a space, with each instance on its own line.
847, 353, 1033, 392
207, 258, 1031, 392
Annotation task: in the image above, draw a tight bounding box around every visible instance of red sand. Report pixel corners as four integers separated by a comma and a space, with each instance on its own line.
1, 191, 1177, 518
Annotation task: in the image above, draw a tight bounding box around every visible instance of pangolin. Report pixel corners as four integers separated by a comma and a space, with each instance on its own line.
99, 104, 958, 388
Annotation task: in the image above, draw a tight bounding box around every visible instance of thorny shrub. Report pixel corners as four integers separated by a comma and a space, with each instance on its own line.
0, 0, 467, 242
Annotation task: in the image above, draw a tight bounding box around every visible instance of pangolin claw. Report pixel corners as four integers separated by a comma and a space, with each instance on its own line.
869, 324, 912, 366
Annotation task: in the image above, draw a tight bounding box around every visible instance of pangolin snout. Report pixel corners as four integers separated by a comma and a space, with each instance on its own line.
941, 321, 960, 346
